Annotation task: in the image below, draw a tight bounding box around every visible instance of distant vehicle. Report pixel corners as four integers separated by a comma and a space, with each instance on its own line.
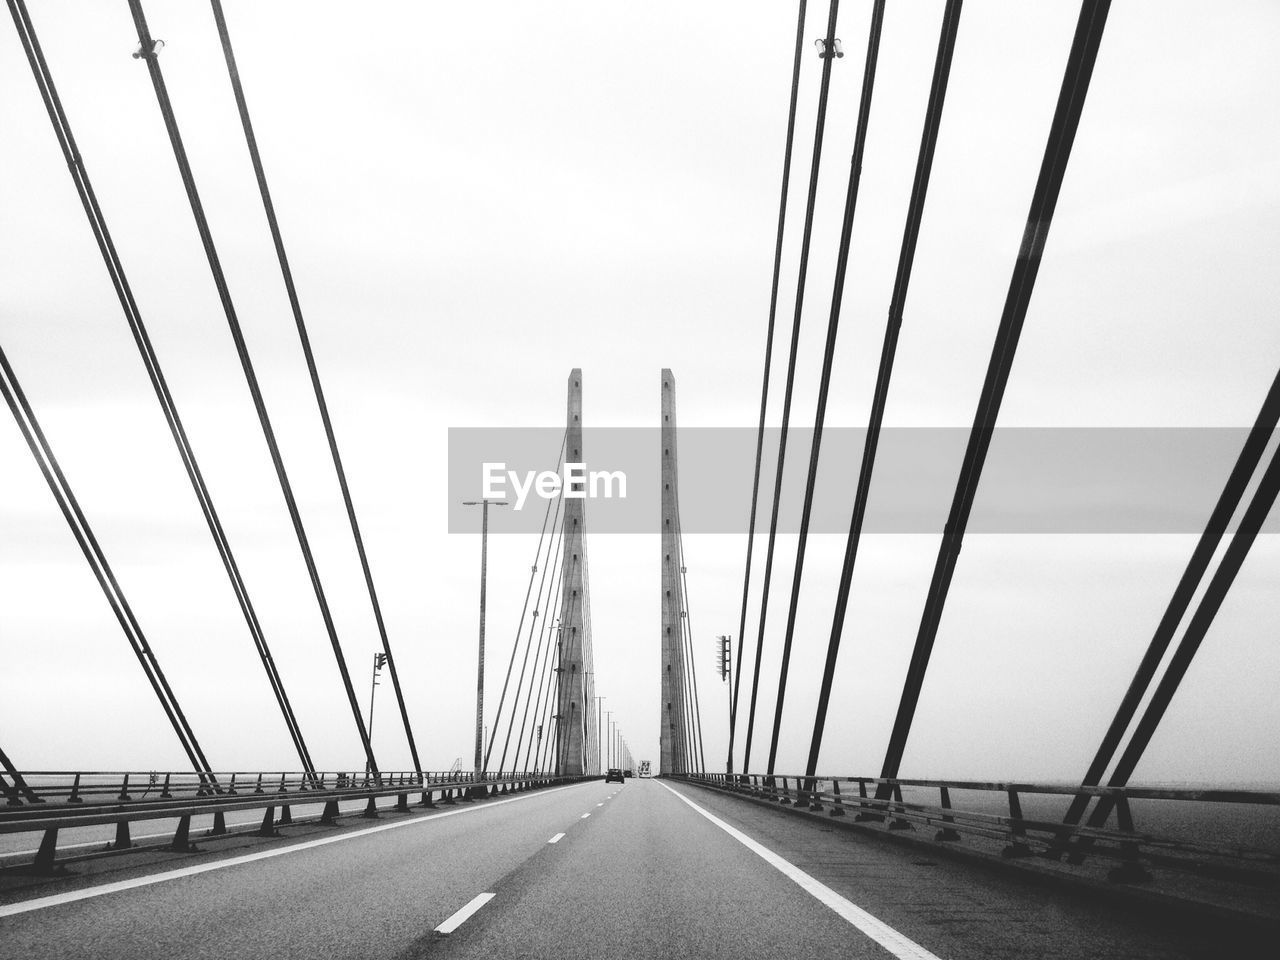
638, 760, 652, 778
624, 769, 633, 778
605, 767, 625, 783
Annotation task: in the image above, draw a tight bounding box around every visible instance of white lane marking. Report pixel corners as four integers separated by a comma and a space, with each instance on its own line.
435, 892, 495, 934
0, 783, 585, 919
596, 803, 604, 807
548, 833, 565, 844
656, 781, 942, 960
580, 813, 591, 819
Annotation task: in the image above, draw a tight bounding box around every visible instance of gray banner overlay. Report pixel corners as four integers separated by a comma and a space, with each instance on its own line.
446, 428, 1280, 535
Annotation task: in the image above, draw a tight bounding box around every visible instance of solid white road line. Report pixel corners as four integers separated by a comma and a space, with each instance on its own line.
580, 813, 590, 819
596, 802, 604, 807
656, 781, 942, 960
435, 892, 495, 934
548, 833, 565, 844
0, 783, 586, 920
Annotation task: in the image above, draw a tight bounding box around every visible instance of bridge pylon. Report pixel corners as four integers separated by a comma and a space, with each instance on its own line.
555, 369, 593, 776
660, 370, 688, 775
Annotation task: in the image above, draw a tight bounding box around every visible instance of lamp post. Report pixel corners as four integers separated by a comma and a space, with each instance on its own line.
463, 498, 508, 786
717, 635, 732, 774
595, 696, 606, 777
366, 652, 386, 774
604, 710, 612, 770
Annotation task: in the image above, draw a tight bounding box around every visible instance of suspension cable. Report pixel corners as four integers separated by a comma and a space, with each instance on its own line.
1070, 366, 1280, 829
484, 438, 565, 770
496, 492, 565, 772
805, 0, 963, 781
730, 0, 810, 778
8, 0, 317, 778
525, 558, 566, 772
0, 345, 213, 781
767, 0, 886, 777
878, 0, 1113, 788
206, 0, 421, 774
125, 0, 378, 773
742, 0, 843, 776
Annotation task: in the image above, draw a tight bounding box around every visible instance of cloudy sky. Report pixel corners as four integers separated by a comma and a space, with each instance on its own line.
2, 0, 1278, 785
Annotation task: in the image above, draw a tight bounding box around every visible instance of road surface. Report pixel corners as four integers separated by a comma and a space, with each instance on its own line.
0, 778, 1268, 959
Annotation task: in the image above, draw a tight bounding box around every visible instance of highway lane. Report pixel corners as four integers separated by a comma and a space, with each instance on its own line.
0, 781, 615, 960
408, 778, 893, 960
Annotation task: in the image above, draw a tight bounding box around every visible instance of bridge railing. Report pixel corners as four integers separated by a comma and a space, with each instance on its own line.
0, 769, 579, 873
674, 772, 1280, 884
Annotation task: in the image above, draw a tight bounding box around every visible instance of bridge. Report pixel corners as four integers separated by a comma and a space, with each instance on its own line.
2, 1, 1278, 958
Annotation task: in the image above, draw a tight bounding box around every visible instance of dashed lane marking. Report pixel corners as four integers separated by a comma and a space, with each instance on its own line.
548, 833, 565, 844
435, 892, 495, 934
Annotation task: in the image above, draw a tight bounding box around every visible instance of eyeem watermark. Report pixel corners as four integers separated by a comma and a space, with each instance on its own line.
482, 462, 628, 511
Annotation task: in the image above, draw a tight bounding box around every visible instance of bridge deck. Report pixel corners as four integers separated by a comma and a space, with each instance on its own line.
0, 779, 1270, 959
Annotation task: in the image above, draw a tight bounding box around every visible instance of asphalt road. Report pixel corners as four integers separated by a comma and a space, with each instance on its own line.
0, 779, 1270, 959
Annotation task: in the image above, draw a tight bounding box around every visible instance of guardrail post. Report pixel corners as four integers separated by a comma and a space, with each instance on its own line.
363, 796, 379, 818
853, 779, 883, 822
227, 773, 238, 796
278, 803, 293, 826
807, 777, 824, 812
888, 782, 913, 831
828, 779, 845, 817
112, 820, 132, 850
68, 773, 83, 804
208, 811, 227, 836
1107, 795, 1152, 883
441, 787, 456, 805
254, 773, 264, 794
118, 773, 132, 802
321, 800, 340, 824
935, 786, 961, 841
421, 788, 435, 808
396, 793, 410, 812
33, 828, 59, 873
1001, 789, 1032, 858
171, 814, 197, 852
160, 773, 172, 799
259, 806, 277, 836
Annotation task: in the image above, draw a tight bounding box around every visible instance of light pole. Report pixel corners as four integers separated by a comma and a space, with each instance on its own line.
717, 635, 732, 774
604, 710, 612, 770
595, 696, 606, 777
366, 652, 386, 773
463, 498, 508, 783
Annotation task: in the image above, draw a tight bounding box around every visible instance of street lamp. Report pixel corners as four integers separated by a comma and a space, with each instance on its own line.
717, 635, 732, 774
463, 498, 508, 785
366, 652, 387, 773
595, 695, 606, 777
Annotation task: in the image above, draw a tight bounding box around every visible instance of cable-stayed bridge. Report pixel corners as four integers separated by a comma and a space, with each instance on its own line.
2, 1, 1278, 958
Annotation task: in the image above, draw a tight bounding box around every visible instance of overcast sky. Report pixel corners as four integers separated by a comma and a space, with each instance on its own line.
2, 1, 1278, 785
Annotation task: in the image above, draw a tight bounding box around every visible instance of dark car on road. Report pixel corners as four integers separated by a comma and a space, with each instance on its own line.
605, 768, 624, 783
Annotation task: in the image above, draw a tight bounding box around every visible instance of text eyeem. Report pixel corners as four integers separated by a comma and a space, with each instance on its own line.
482, 462, 627, 510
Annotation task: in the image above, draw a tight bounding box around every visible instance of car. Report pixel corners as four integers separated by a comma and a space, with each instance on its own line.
623, 769, 633, 778
605, 767, 624, 783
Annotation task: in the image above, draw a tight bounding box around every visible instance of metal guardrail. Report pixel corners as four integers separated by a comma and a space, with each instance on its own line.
0, 769, 583, 873
675, 773, 1280, 884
